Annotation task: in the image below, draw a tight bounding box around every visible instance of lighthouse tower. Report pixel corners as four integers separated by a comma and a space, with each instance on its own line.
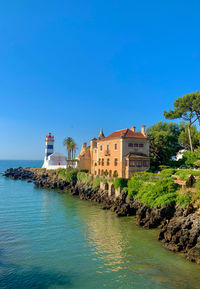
44, 132, 54, 163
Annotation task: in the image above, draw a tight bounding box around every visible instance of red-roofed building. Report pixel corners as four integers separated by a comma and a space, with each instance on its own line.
78, 125, 150, 178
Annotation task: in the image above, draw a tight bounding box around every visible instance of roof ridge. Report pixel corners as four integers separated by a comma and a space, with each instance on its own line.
113, 128, 127, 132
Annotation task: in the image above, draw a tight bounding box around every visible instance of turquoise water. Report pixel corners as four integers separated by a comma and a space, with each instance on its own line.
0, 161, 200, 289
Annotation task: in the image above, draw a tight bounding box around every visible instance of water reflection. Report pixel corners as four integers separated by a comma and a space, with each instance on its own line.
60, 194, 200, 289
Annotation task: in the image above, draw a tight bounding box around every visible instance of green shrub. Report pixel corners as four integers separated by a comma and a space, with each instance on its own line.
195, 179, 200, 191
131, 171, 159, 181
154, 193, 177, 207
66, 169, 79, 184
122, 187, 128, 193
114, 178, 128, 189
92, 176, 101, 189
127, 176, 143, 199
77, 172, 87, 183
77, 172, 93, 184
159, 165, 170, 170
136, 179, 178, 208
175, 169, 200, 180
176, 193, 191, 209
160, 168, 176, 177
128, 175, 178, 207
58, 168, 79, 184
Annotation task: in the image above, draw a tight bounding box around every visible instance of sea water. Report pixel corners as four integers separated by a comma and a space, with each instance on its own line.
0, 160, 199, 289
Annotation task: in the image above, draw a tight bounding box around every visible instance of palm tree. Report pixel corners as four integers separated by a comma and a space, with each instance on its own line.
70, 140, 78, 159
63, 137, 73, 160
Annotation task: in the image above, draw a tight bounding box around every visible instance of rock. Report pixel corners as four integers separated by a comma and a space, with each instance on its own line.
187, 244, 200, 264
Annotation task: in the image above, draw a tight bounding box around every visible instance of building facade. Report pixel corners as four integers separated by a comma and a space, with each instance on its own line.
78, 126, 150, 179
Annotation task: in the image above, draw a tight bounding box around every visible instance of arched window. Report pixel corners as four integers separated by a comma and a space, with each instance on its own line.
110, 184, 115, 196
109, 170, 112, 177
105, 183, 109, 191
113, 170, 118, 178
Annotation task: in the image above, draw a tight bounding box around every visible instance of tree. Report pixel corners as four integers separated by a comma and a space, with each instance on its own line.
63, 137, 78, 160
63, 137, 73, 159
164, 92, 200, 151
182, 148, 200, 168
70, 139, 78, 159
178, 123, 200, 150
147, 121, 182, 168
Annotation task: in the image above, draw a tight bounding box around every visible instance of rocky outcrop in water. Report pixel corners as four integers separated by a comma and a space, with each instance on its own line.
3, 167, 200, 264
158, 207, 200, 264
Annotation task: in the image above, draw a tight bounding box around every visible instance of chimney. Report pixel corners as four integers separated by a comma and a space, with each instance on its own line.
141, 125, 146, 135
131, 126, 136, 132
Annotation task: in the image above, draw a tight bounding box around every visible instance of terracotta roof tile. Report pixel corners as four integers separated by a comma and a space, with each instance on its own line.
102, 128, 147, 140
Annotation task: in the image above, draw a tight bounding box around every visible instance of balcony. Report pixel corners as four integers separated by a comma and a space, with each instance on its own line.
104, 150, 110, 156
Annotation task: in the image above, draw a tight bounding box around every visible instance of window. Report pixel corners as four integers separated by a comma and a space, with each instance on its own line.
134, 143, 138, 147
136, 161, 142, 167
113, 170, 118, 177
114, 143, 118, 150
128, 143, 133, 147
107, 158, 110, 166
102, 158, 104, 166
100, 145, 103, 151
105, 144, 110, 155
143, 161, 149, 167
114, 158, 118, 166
129, 160, 135, 167
139, 143, 144, 148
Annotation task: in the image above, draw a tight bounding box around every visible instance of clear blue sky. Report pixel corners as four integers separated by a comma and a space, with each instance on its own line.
0, 0, 200, 160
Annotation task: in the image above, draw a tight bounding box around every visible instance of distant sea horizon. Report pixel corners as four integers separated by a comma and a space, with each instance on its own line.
0, 160, 43, 172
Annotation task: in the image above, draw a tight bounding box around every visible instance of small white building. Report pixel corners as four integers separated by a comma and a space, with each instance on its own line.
42, 152, 67, 170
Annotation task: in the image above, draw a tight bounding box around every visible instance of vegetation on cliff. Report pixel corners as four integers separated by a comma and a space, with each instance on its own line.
127, 169, 200, 210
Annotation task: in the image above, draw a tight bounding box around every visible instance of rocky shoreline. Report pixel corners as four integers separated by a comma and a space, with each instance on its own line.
3, 167, 200, 264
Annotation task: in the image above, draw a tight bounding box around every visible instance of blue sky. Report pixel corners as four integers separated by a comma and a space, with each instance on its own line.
0, 0, 200, 160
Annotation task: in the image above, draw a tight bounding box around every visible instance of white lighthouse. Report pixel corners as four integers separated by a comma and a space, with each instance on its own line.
44, 132, 54, 162
42, 132, 68, 169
